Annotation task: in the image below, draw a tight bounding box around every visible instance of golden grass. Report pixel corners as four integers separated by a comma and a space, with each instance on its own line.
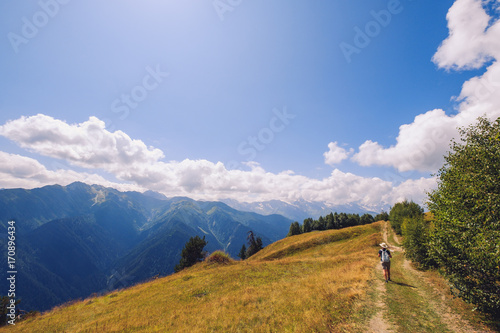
3, 223, 384, 333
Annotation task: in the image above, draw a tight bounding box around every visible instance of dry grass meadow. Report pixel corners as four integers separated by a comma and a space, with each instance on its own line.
2, 222, 383, 332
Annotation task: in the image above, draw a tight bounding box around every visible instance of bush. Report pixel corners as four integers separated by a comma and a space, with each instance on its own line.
206, 251, 233, 264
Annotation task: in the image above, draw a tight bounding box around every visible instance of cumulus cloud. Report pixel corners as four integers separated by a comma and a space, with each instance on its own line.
384, 176, 438, 209
432, 0, 498, 70
0, 113, 434, 209
352, 109, 454, 172
441, 0, 500, 90
0, 151, 141, 192
324, 142, 353, 166
352, 0, 500, 173
0, 114, 164, 170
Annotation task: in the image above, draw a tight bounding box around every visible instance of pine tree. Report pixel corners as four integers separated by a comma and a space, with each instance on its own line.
302, 218, 313, 233
360, 213, 374, 225
238, 244, 247, 260
246, 231, 263, 257
287, 221, 302, 237
326, 213, 335, 229
174, 235, 207, 272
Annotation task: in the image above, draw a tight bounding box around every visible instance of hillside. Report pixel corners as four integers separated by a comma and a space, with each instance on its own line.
3, 221, 497, 333
0, 183, 292, 311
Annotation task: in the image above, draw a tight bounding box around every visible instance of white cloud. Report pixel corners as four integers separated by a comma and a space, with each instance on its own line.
0, 151, 141, 192
0, 114, 164, 170
0, 113, 432, 209
352, 0, 500, 173
383, 176, 438, 210
432, 0, 498, 70
352, 109, 455, 172
324, 142, 353, 166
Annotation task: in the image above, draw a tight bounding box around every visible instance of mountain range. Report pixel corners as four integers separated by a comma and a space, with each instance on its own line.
0, 182, 292, 312
221, 198, 381, 222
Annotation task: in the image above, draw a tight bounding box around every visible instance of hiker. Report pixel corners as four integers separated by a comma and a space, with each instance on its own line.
378, 242, 392, 283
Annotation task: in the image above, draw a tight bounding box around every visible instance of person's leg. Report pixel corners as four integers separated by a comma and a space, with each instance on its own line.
387, 262, 391, 281
382, 262, 389, 282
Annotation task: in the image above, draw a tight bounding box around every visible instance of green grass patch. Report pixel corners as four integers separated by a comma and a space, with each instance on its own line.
383, 251, 451, 333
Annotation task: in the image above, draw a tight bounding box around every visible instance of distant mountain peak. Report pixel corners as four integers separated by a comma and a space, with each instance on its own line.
143, 190, 168, 201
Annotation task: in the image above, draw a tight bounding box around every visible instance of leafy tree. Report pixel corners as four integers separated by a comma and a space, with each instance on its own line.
238, 244, 247, 260
287, 221, 302, 237
246, 231, 263, 257
174, 235, 207, 272
389, 200, 424, 235
428, 117, 500, 315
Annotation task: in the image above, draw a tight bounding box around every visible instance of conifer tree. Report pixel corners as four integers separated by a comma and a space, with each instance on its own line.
287, 221, 302, 237
174, 235, 207, 272
238, 244, 247, 260
246, 231, 263, 257
326, 213, 335, 229
302, 218, 313, 233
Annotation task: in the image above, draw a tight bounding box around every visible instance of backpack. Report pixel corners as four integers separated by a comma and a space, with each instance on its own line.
381, 249, 390, 262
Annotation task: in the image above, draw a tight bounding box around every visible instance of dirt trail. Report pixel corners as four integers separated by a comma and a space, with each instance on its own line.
367, 271, 393, 333
367, 222, 493, 333
401, 260, 480, 333
367, 224, 393, 333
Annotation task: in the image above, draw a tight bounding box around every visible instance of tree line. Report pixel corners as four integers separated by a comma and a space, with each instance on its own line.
287, 211, 389, 237
392, 117, 500, 317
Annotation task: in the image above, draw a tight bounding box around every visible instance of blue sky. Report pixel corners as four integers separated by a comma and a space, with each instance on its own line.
1, 0, 500, 210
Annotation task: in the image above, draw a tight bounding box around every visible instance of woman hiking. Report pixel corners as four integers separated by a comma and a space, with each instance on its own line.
378, 242, 392, 283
